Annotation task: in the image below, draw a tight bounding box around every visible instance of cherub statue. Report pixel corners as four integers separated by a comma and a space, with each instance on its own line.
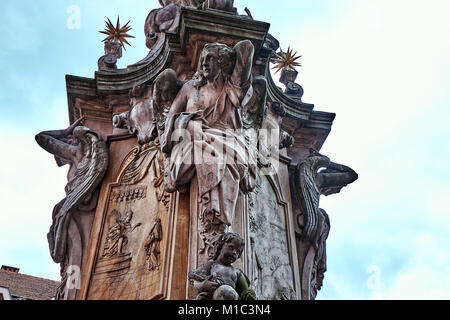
188, 233, 256, 300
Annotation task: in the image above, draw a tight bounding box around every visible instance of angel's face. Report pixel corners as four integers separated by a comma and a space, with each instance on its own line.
201, 50, 220, 82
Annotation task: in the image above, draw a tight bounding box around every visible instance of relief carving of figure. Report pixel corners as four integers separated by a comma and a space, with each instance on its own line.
144, 218, 163, 271
102, 210, 142, 258
188, 233, 256, 300
35, 117, 109, 299
153, 40, 267, 247
145, 4, 181, 51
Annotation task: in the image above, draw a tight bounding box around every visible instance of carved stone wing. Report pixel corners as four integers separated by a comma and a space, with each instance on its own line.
152, 69, 185, 137
294, 151, 330, 245
50, 127, 109, 263
241, 76, 268, 131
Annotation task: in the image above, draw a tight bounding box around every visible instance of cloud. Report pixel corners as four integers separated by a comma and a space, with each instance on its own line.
383, 233, 450, 300
0, 129, 66, 279
280, 0, 450, 300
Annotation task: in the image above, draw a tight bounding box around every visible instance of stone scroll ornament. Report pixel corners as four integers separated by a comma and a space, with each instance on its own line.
188, 233, 256, 300
152, 40, 267, 261
294, 149, 358, 299
35, 117, 109, 299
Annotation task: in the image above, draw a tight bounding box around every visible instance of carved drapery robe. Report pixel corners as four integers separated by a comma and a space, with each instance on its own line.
163, 78, 257, 227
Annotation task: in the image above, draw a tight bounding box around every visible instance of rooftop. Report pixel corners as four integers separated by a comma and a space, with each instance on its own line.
0, 265, 60, 300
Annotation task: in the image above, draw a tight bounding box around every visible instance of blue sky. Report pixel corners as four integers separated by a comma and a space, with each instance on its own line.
0, 0, 449, 300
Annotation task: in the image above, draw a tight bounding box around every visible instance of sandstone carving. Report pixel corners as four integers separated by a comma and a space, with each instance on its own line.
113, 84, 157, 146
188, 233, 255, 300
98, 41, 122, 71
202, 0, 235, 12
35, 117, 109, 299
145, 218, 163, 271
247, 175, 297, 300
145, 4, 181, 51
154, 40, 267, 262
37, 2, 359, 301
103, 210, 142, 258
295, 149, 358, 299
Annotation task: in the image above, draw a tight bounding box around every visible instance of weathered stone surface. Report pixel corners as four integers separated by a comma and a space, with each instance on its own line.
35, 119, 109, 300
37, 3, 359, 301
247, 175, 298, 300
292, 149, 358, 300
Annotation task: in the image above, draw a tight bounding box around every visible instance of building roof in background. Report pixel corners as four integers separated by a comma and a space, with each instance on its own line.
0, 266, 60, 300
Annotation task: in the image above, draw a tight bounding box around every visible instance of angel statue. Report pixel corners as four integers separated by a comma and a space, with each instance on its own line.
294, 149, 358, 299
153, 40, 267, 256
35, 117, 109, 299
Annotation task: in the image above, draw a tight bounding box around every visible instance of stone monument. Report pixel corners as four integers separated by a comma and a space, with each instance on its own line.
36, 1, 358, 300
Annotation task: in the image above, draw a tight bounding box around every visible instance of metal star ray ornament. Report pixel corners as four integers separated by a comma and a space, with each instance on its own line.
99, 17, 135, 50
271, 47, 302, 74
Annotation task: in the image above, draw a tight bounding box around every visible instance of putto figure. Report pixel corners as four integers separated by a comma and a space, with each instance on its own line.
189, 233, 256, 300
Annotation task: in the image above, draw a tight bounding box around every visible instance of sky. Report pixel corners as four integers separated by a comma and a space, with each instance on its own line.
0, 0, 449, 300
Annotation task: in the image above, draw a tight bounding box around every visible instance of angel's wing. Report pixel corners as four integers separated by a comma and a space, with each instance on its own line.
152, 69, 185, 137
51, 127, 109, 263
294, 151, 330, 245
242, 76, 268, 131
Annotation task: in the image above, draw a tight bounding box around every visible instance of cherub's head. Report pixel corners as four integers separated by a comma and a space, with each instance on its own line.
213, 233, 245, 266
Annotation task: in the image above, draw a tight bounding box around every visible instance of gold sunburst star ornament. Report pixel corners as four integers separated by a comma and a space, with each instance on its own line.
99, 17, 135, 50
271, 47, 302, 73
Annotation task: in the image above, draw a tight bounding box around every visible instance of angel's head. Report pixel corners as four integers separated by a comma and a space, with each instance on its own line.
197, 43, 235, 83
124, 211, 134, 223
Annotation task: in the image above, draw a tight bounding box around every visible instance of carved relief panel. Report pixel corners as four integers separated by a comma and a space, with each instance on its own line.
246, 175, 298, 300
84, 142, 175, 300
